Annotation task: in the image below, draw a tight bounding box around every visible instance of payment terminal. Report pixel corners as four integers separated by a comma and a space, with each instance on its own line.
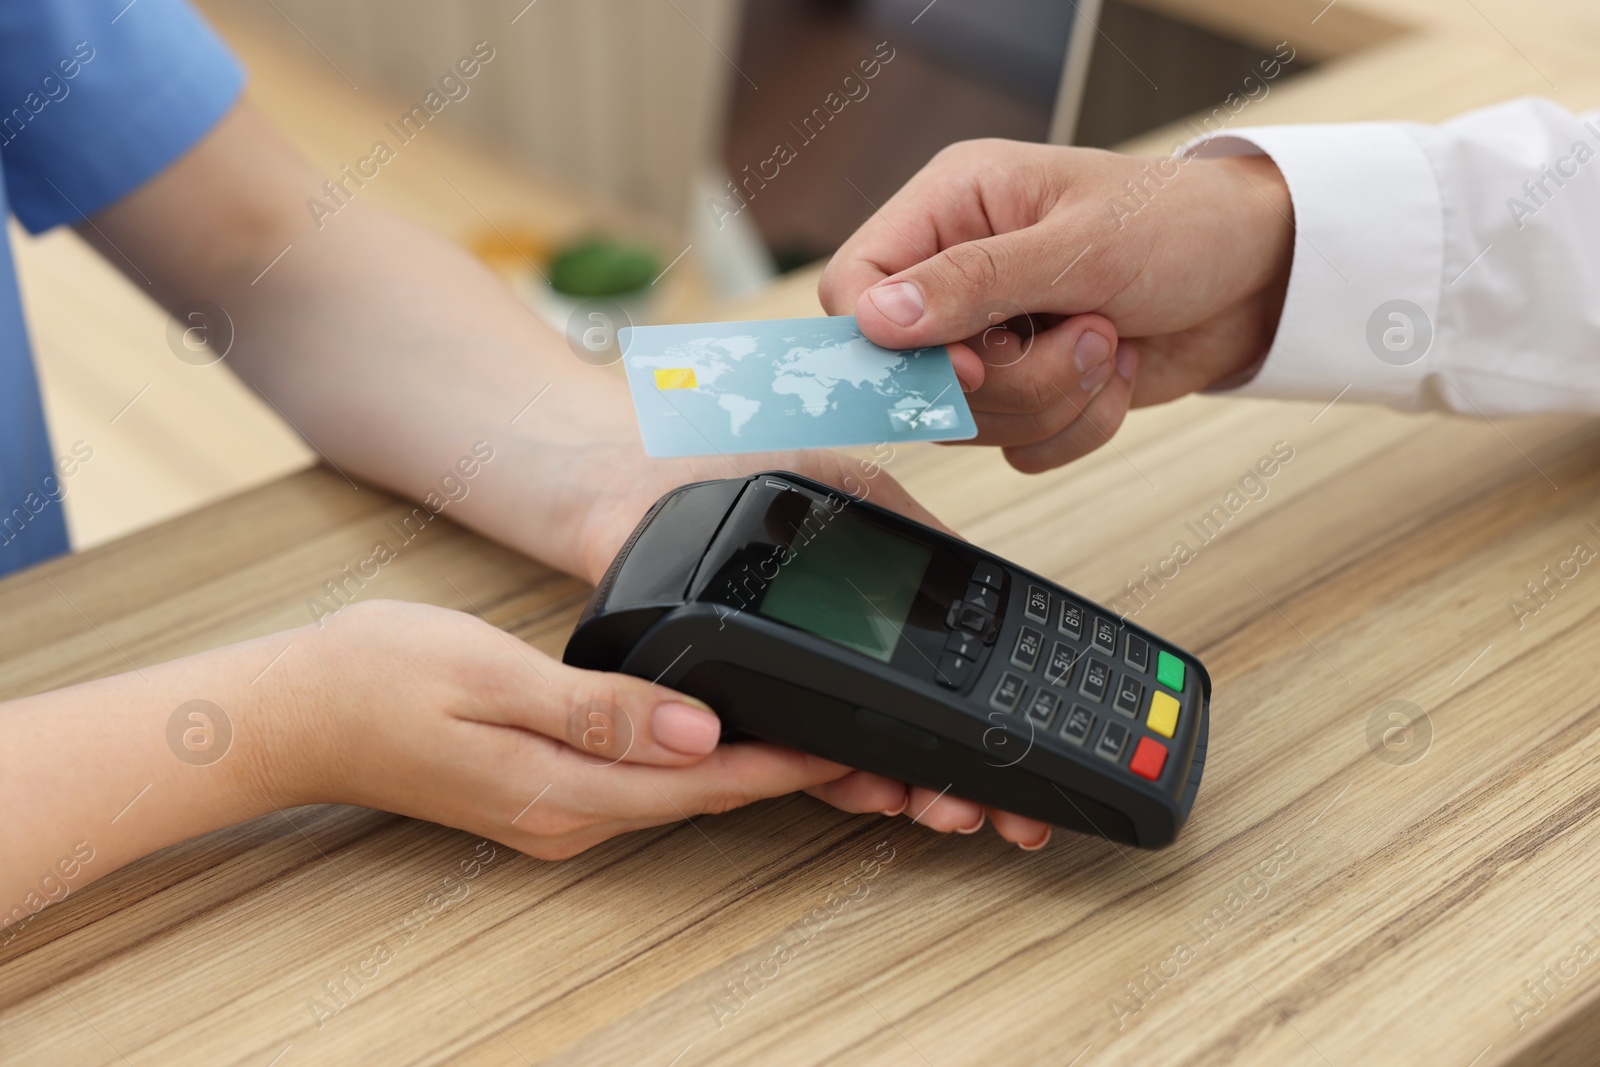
564, 472, 1210, 848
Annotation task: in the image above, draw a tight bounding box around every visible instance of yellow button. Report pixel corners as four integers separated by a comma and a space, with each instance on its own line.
1147, 692, 1180, 738
653, 367, 698, 390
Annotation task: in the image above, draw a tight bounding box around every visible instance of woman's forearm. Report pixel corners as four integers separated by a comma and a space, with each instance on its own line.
215, 203, 627, 576
75, 102, 637, 582
0, 626, 319, 936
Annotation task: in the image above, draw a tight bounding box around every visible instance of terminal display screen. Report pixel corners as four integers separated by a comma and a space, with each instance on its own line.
757, 509, 932, 663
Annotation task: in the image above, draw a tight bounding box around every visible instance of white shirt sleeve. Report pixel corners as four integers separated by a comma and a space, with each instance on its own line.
1187, 97, 1600, 415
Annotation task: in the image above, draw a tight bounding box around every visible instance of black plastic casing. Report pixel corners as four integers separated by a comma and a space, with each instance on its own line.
564, 472, 1211, 848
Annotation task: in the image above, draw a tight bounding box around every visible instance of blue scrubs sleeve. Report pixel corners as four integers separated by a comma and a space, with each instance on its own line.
0, 0, 243, 576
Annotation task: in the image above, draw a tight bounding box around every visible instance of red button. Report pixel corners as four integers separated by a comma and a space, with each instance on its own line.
1129, 737, 1168, 780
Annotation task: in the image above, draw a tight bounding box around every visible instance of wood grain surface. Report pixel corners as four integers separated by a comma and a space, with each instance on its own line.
9, 0, 1600, 1065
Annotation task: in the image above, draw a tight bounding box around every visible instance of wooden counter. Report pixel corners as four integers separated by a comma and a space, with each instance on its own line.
7, 1, 1600, 1065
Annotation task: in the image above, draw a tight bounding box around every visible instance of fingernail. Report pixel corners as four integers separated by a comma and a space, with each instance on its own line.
881, 798, 908, 817
1073, 330, 1111, 375
956, 813, 986, 834
652, 702, 720, 755
1019, 829, 1052, 851
1116, 341, 1137, 382
868, 281, 925, 327
1080, 359, 1112, 392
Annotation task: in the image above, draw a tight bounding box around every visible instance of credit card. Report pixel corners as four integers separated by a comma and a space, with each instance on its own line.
618, 316, 976, 458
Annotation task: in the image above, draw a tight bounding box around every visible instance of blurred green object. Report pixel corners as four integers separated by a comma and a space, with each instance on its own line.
547, 238, 659, 297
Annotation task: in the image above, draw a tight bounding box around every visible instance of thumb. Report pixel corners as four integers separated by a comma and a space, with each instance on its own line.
484, 657, 727, 768
854, 225, 1082, 351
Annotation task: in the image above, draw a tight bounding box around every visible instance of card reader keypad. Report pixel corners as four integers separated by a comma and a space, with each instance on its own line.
1091, 616, 1118, 655
945, 629, 982, 660
1113, 675, 1143, 717
935, 651, 977, 690
972, 561, 1004, 590
1025, 585, 1050, 623
1079, 658, 1111, 702
968, 569, 1193, 784
945, 563, 1004, 645
936, 563, 1010, 692
1026, 689, 1060, 729
948, 604, 994, 639
1011, 627, 1043, 671
1125, 633, 1150, 672
1061, 704, 1095, 746
1058, 601, 1084, 640
1096, 720, 1130, 762
964, 583, 1001, 615
990, 672, 1026, 712
1044, 641, 1076, 686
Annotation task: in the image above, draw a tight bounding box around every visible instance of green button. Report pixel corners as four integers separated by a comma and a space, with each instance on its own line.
1156, 651, 1186, 691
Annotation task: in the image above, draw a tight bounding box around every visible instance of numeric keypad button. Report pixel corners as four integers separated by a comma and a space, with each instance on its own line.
1078, 657, 1111, 702
1043, 641, 1076, 687
1096, 720, 1130, 763
1091, 616, 1117, 655
1061, 705, 1095, 746
1058, 601, 1084, 639
989, 672, 1026, 713
1011, 627, 1043, 671
1025, 690, 1061, 729
1113, 675, 1143, 717
1025, 585, 1050, 624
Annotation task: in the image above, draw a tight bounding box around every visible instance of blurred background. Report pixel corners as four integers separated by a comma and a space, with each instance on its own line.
230, 0, 1336, 287
23, 0, 1402, 550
